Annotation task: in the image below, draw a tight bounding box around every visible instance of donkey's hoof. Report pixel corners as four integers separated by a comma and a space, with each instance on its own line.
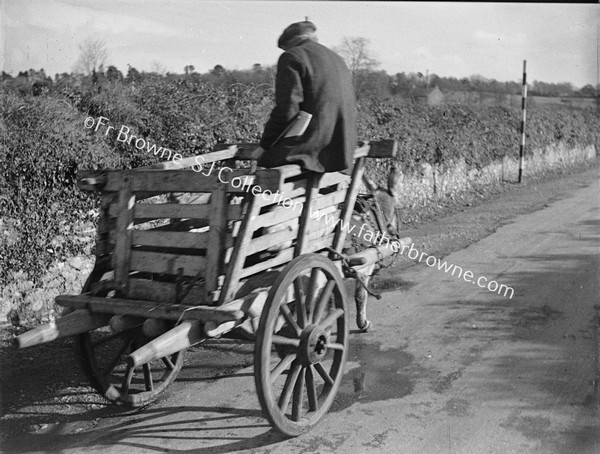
358, 320, 372, 333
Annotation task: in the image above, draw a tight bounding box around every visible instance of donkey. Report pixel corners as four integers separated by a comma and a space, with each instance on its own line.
343, 166, 402, 332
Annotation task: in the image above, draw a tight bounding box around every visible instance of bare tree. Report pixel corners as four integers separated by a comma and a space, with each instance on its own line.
74, 37, 108, 75
334, 37, 379, 73
334, 36, 380, 98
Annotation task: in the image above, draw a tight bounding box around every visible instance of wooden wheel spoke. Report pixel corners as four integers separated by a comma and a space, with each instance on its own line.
143, 363, 154, 391
279, 304, 301, 337
293, 278, 307, 328
292, 367, 306, 422
271, 335, 300, 348
278, 362, 302, 412
305, 268, 321, 323
305, 365, 318, 412
312, 280, 336, 324
325, 342, 345, 351
314, 363, 334, 387
270, 354, 297, 383
318, 308, 344, 331
162, 356, 175, 371
102, 338, 132, 378
121, 363, 135, 394
78, 328, 185, 407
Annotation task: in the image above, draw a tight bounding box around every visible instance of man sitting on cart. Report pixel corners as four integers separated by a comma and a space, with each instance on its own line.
253, 21, 357, 174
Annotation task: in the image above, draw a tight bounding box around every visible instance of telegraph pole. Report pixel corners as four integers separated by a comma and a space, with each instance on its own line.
518, 60, 527, 183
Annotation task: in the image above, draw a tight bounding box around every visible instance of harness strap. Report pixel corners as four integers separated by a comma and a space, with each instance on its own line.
325, 247, 382, 300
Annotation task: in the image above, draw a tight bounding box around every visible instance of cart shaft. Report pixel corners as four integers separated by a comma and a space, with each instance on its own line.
15, 309, 110, 349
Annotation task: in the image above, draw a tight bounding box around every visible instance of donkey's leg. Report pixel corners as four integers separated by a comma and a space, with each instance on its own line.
354, 264, 375, 332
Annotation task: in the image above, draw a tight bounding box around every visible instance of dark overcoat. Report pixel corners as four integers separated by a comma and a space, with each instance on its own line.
258, 40, 357, 173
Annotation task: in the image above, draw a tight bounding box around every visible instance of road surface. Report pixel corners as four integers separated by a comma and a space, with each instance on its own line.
2, 173, 599, 454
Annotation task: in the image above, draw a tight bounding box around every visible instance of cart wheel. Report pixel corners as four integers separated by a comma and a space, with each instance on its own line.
75, 323, 185, 407
255, 254, 349, 436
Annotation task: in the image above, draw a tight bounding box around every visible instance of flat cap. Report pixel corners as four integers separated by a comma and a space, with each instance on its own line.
277, 21, 317, 49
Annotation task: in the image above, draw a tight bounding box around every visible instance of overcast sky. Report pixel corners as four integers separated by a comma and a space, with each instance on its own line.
2, 0, 598, 88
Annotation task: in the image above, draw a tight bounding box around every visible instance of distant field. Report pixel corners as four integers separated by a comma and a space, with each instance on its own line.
437, 90, 597, 109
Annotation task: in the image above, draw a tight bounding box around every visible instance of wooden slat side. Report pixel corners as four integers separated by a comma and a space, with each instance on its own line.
137, 147, 238, 170
55, 294, 243, 323
135, 218, 207, 232
239, 232, 336, 279
253, 166, 304, 193
318, 172, 351, 189
194, 145, 240, 163
305, 216, 339, 239
251, 186, 346, 233
332, 156, 367, 254
134, 203, 210, 220
303, 232, 336, 254
295, 173, 319, 256
365, 139, 398, 158
213, 143, 258, 160
95, 193, 117, 258
113, 177, 135, 294
128, 278, 206, 305
109, 202, 242, 223
130, 250, 205, 277
218, 195, 261, 304
132, 230, 208, 249
314, 189, 348, 211
226, 203, 244, 220
256, 183, 309, 208
246, 224, 298, 256
247, 206, 338, 257
240, 248, 296, 279
205, 185, 228, 295
353, 144, 371, 159
253, 204, 303, 230
103, 170, 255, 193
252, 185, 346, 234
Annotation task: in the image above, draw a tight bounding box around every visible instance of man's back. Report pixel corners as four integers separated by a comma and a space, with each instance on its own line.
258, 39, 357, 173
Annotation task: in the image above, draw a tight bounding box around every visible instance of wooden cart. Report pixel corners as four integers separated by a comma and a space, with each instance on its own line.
15, 140, 410, 436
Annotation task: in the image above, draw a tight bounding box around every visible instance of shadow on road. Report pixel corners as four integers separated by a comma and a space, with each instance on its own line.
1, 403, 290, 453
423, 217, 600, 453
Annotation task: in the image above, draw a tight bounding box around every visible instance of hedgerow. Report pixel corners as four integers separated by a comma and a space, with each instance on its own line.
0, 94, 120, 289
358, 99, 600, 173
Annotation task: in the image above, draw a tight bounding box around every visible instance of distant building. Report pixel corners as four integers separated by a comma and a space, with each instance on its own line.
413, 86, 445, 106
427, 86, 444, 106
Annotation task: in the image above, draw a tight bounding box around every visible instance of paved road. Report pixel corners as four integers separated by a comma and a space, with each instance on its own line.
9, 177, 600, 453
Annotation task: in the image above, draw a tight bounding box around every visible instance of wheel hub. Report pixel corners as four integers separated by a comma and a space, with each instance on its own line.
299, 325, 329, 366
